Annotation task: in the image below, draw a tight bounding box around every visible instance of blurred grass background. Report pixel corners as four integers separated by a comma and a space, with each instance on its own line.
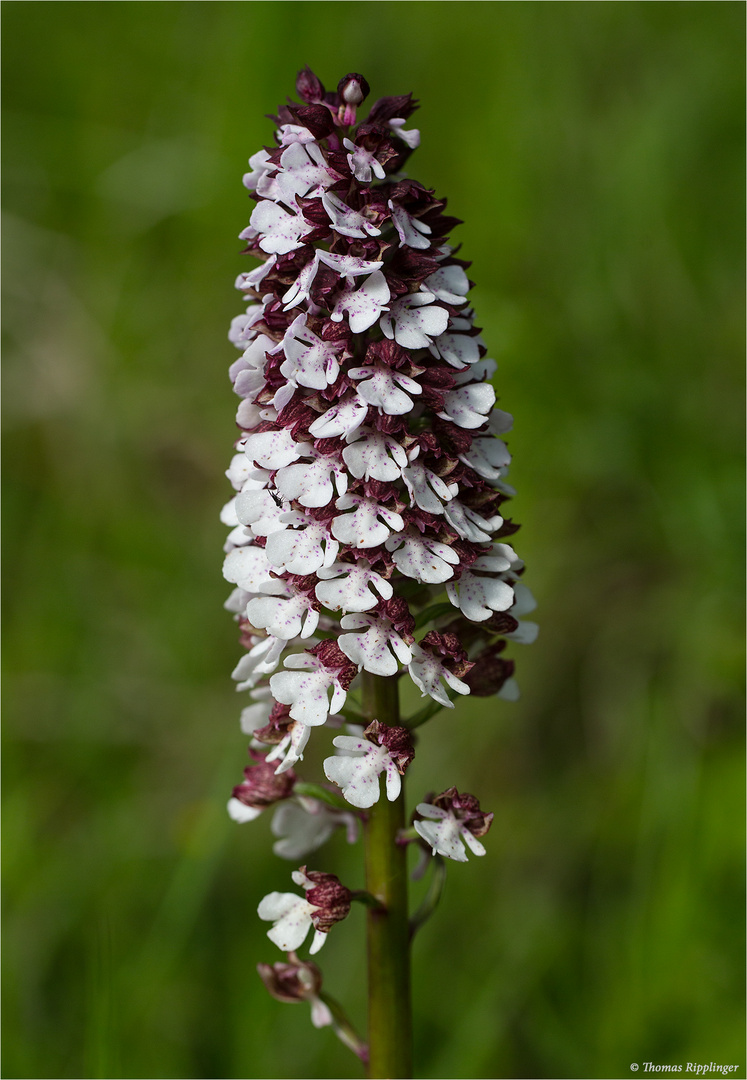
2, 2, 744, 1078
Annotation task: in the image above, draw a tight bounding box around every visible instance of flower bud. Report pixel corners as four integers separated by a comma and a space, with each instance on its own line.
337, 72, 370, 105
257, 952, 323, 1003
257, 952, 333, 1029
227, 748, 297, 822
299, 867, 352, 933
296, 65, 325, 104
337, 72, 370, 125
231, 749, 297, 808
364, 719, 415, 775
463, 644, 515, 697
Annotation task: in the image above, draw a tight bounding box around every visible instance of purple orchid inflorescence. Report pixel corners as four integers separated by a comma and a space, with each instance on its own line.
221, 67, 536, 1042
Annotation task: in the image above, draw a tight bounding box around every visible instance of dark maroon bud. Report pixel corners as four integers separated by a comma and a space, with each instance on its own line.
231, 749, 296, 809
320, 318, 352, 346
301, 868, 352, 933
379, 595, 415, 640
254, 702, 294, 746
257, 952, 323, 1003
368, 93, 419, 123
421, 629, 453, 657
337, 73, 370, 126
288, 103, 335, 138
364, 720, 415, 774
337, 72, 370, 105
464, 646, 515, 697
365, 337, 410, 370
276, 399, 318, 440
296, 66, 325, 103
433, 416, 473, 456
386, 178, 432, 204
269, 105, 296, 127
493, 517, 521, 539
450, 540, 481, 569
309, 640, 358, 688
308, 262, 340, 305
385, 246, 440, 291
296, 195, 332, 227
423, 211, 464, 239
483, 611, 520, 636
431, 787, 494, 838
374, 413, 407, 437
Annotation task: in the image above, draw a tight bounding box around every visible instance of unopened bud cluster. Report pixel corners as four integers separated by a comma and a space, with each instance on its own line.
221, 67, 536, 1024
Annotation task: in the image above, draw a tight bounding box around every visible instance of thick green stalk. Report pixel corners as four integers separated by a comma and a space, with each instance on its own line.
362, 671, 412, 1079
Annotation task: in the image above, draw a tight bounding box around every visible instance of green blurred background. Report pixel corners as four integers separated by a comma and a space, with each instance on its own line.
2, 2, 744, 1078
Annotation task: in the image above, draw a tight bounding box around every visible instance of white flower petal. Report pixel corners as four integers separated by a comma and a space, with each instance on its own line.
243, 149, 273, 191
414, 818, 468, 862
338, 613, 412, 676
310, 997, 333, 1028
275, 141, 337, 203
438, 383, 496, 429
424, 265, 470, 305
240, 700, 272, 735
246, 593, 312, 640
349, 366, 422, 415
401, 463, 457, 514
407, 644, 469, 707
385, 531, 460, 584
282, 255, 321, 310
222, 545, 276, 592
315, 561, 393, 613
342, 429, 408, 482
249, 200, 312, 255
280, 327, 343, 390
388, 201, 432, 250
380, 293, 449, 349
275, 454, 346, 509
446, 570, 515, 622
343, 138, 385, 182
322, 191, 381, 238
270, 656, 346, 726
309, 928, 328, 955
258, 892, 316, 951
498, 677, 520, 701
384, 764, 402, 802
388, 118, 420, 148
308, 395, 368, 440
227, 797, 263, 823
265, 516, 338, 575
243, 429, 307, 470
415, 803, 448, 821
443, 499, 501, 543
235, 490, 289, 538
317, 250, 383, 278
331, 495, 404, 549
324, 744, 388, 808
459, 437, 511, 480
429, 331, 482, 368
461, 828, 487, 857
331, 271, 390, 334
509, 581, 537, 617
271, 801, 338, 860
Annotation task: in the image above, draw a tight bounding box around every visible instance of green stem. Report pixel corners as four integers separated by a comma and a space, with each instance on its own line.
362, 671, 413, 1080
318, 992, 369, 1063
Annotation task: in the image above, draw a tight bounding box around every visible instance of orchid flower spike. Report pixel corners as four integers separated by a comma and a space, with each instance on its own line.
222, 67, 535, 1058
